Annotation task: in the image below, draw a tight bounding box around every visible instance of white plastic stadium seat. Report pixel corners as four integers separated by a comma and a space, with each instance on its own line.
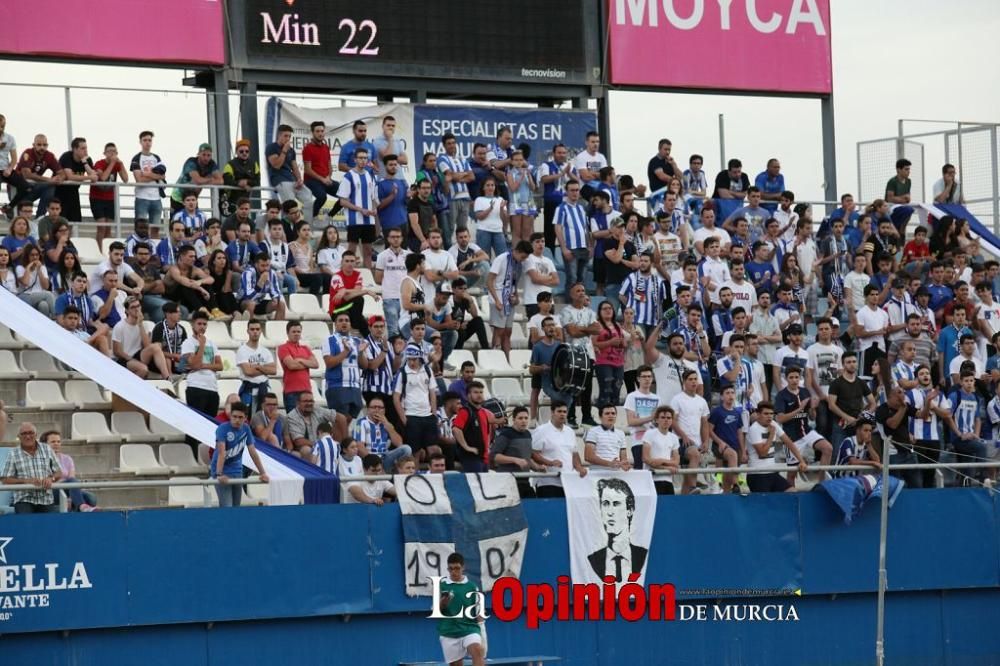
299, 321, 332, 347
245, 481, 270, 506
508, 350, 532, 373
119, 444, 173, 475
510, 323, 529, 350
362, 295, 384, 319
21, 350, 73, 379
491, 377, 528, 405
0, 350, 29, 379
72, 412, 125, 443
65, 379, 112, 409
73, 238, 103, 264
0, 325, 26, 350
310, 349, 324, 377
150, 415, 186, 442
448, 350, 479, 376
101, 238, 125, 255
205, 321, 238, 349
26, 380, 77, 411
168, 477, 217, 508
111, 412, 157, 443
477, 350, 518, 377
158, 443, 208, 475
288, 293, 329, 320
218, 349, 239, 379
217, 379, 244, 401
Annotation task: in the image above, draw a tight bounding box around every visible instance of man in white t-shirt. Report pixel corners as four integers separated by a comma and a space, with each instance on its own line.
646, 327, 702, 405
722, 261, 757, 315
89, 241, 144, 296
236, 319, 277, 415
421, 229, 460, 302
521, 233, 560, 315
374, 227, 411, 338
583, 405, 630, 470
111, 297, 171, 380
448, 227, 490, 289
668, 369, 708, 494
692, 207, 731, 256
572, 131, 608, 192
531, 401, 588, 498
853, 284, 889, 379
180, 310, 224, 453
806, 317, 844, 437
343, 454, 397, 505
641, 406, 681, 494
745, 402, 805, 493
773, 324, 809, 392
623, 365, 664, 469
561, 282, 600, 427
842, 253, 871, 318
698, 237, 731, 305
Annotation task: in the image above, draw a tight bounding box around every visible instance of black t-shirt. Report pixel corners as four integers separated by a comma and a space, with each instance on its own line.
55, 152, 93, 196
647, 156, 674, 191
603, 240, 637, 284
828, 376, 872, 418
451, 293, 473, 324
875, 402, 916, 447
407, 197, 435, 238
712, 170, 751, 198
775, 386, 809, 441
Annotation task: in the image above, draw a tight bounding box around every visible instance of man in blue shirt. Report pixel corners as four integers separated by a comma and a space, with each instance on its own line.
530, 317, 574, 410
266, 124, 315, 221
950, 372, 989, 479
926, 261, 954, 315
213, 402, 269, 507
376, 155, 408, 233
338, 120, 377, 174
754, 158, 785, 211
708, 384, 744, 492
937, 308, 974, 389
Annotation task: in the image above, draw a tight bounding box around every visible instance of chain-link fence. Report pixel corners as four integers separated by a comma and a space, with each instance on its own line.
857, 138, 925, 203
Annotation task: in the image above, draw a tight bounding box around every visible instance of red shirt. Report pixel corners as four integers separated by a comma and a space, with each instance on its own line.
277, 341, 314, 394
302, 141, 332, 181
902, 239, 930, 263
17, 149, 59, 177
329, 270, 363, 313
452, 405, 493, 464
90, 159, 127, 201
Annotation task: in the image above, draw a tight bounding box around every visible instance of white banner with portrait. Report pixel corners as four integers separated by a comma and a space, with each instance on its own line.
562, 470, 657, 589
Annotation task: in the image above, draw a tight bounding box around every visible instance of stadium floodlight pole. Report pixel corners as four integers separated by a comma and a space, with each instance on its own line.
874, 437, 892, 666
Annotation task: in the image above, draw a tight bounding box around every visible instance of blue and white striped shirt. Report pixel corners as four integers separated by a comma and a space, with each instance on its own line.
171, 209, 206, 234
239, 266, 283, 302
833, 436, 868, 478
362, 335, 396, 395
951, 390, 982, 440
336, 169, 379, 227
437, 154, 471, 201
892, 360, 917, 386
619, 272, 665, 326
987, 396, 1000, 442
906, 388, 950, 441
718, 355, 753, 409
322, 333, 362, 390
556, 201, 589, 250
312, 435, 340, 474
351, 416, 392, 455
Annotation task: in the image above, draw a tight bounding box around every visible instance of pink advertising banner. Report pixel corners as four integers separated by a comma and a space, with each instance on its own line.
608, 0, 832, 94
3, 0, 224, 66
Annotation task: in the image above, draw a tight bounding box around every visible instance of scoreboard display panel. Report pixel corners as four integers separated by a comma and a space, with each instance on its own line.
239, 0, 601, 86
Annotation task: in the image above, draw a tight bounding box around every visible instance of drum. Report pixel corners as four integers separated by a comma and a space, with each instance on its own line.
552, 344, 593, 396
482, 397, 507, 421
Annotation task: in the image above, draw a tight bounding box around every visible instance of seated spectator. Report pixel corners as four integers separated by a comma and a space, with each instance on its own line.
128, 241, 171, 321
90, 240, 145, 297
343, 454, 397, 505
260, 217, 298, 295
315, 224, 343, 291
427, 285, 460, 363
3, 215, 37, 263
165, 246, 213, 315
42, 430, 96, 512
288, 220, 327, 296
55, 272, 96, 323
15, 243, 55, 316
151, 301, 187, 374
171, 190, 206, 241
51, 246, 85, 294
35, 199, 68, 246
449, 278, 490, 352
490, 406, 542, 498
338, 436, 363, 482
310, 422, 340, 473
156, 220, 188, 268
831, 416, 881, 477
170, 142, 223, 214
238, 251, 286, 320
427, 451, 448, 473
203, 248, 239, 318
251, 393, 287, 449
351, 395, 411, 472
1, 422, 62, 514
452, 380, 494, 473
58, 304, 111, 355
194, 217, 227, 264
745, 401, 805, 493
584, 405, 631, 470
124, 218, 153, 258
227, 220, 261, 274
754, 158, 785, 206
237, 320, 277, 414
112, 296, 172, 379
286, 391, 345, 459
449, 227, 491, 288
266, 124, 315, 221
43, 220, 77, 274
212, 403, 269, 508
328, 250, 378, 336
394, 454, 417, 476
723, 187, 770, 239
225, 197, 257, 243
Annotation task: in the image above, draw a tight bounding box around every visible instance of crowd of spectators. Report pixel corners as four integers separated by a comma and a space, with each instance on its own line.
1, 107, 994, 507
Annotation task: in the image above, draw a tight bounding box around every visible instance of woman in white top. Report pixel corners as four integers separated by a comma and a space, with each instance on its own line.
0, 247, 16, 294
287, 221, 325, 295
15, 243, 55, 316
316, 225, 343, 291
473, 177, 509, 261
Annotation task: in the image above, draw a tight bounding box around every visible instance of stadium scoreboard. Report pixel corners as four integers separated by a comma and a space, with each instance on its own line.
236, 0, 602, 87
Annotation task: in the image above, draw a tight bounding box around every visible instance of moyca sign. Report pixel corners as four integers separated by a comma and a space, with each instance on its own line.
0, 537, 92, 614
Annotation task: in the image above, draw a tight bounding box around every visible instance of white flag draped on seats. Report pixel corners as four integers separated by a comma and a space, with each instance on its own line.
562, 470, 657, 589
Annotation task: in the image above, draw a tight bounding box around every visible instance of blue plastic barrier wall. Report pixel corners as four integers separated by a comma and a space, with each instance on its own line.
2, 489, 999, 665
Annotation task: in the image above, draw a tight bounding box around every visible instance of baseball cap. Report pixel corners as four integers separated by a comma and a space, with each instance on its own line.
787, 323, 804, 335
367, 315, 384, 326
612, 217, 627, 228
235, 138, 251, 149
830, 318, 841, 328
198, 142, 213, 153
915, 286, 930, 297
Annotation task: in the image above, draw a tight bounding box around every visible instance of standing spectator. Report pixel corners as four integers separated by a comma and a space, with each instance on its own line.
372, 115, 408, 177
592, 301, 625, 408
530, 315, 576, 412
112, 297, 172, 379
754, 158, 785, 206
13, 134, 64, 215
302, 121, 341, 219
170, 143, 223, 214
374, 227, 411, 337
562, 283, 601, 427
723, 187, 770, 239
774, 366, 832, 485
505, 150, 537, 245
554, 181, 590, 289
647, 139, 680, 202
642, 406, 681, 495
906, 367, 951, 488
450, 278, 489, 354
181, 310, 223, 456
490, 406, 542, 498
151, 301, 187, 375
438, 133, 474, 246
351, 395, 411, 472
451, 381, 494, 473
15, 244, 55, 316
884, 158, 915, 235
772, 323, 809, 392
472, 177, 508, 260
932, 163, 964, 205
394, 344, 439, 465
522, 233, 560, 316
950, 372, 989, 480
0, 114, 25, 218
236, 320, 276, 414
221, 139, 260, 217
322, 311, 369, 436
328, 250, 378, 336
807, 317, 844, 437
572, 131, 607, 198
337, 148, 379, 269
407, 177, 438, 253
584, 405, 630, 470
448, 227, 490, 289
422, 228, 461, 302
827, 352, 877, 454
212, 403, 269, 508
466, 143, 491, 201
362, 315, 401, 424
376, 155, 408, 237
669, 370, 708, 495
601, 218, 638, 310
90, 142, 129, 244
251, 393, 286, 448
486, 241, 530, 358
853, 284, 890, 379
618, 252, 665, 334
712, 158, 751, 200
173, 190, 208, 242
286, 391, 343, 459
416, 154, 449, 242
1, 422, 62, 514
487, 127, 515, 189
130, 131, 167, 226
749, 292, 780, 397
531, 400, 588, 498
266, 125, 314, 220
875, 386, 922, 488
708, 385, 745, 493
624, 364, 663, 468
536, 143, 578, 250
399, 254, 429, 336
338, 120, 377, 174
277, 321, 320, 412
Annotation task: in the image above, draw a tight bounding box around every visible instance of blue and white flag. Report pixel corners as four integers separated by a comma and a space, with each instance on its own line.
818, 474, 904, 526
396, 473, 527, 597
